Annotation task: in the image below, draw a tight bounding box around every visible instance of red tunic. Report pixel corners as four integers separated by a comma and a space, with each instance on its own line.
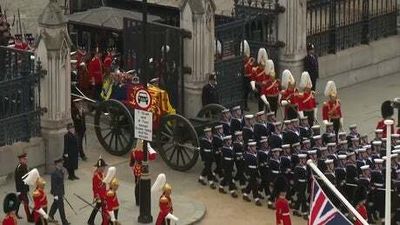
322, 100, 342, 121
105, 190, 119, 211
156, 194, 173, 225
92, 170, 106, 200
376, 119, 395, 138
275, 197, 291, 225
88, 57, 103, 85
280, 88, 299, 116
2, 215, 17, 225
14, 41, 29, 50
243, 57, 253, 77
261, 78, 280, 97
298, 91, 317, 112
130, 149, 144, 177
32, 188, 47, 223
76, 50, 87, 68
354, 203, 367, 225
103, 53, 113, 70
251, 67, 267, 83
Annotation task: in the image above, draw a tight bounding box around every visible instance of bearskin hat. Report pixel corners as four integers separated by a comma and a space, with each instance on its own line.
381, 100, 394, 119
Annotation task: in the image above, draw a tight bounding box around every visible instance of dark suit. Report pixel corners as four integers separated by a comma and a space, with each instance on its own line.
304, 53, 319, 91
64, 132, 79, 178
202, 83, 219, 106
49, 167, 68, 225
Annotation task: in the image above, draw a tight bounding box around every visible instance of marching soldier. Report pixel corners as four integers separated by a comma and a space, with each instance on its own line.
274, 176, 292, 225
103, 167, 121, 225
88, 50, 104, 100
338, 132, 347, 142
317, 147, 328, 172
299, 116, 312, 139
213, 125, 224, 180
242, 114, 255, 144
298, 72, 317, 126
335, 154, 347, 193
312, 135, 323, 149
220, 109, 231, 135
14, 153, 33, 222
48, 158, 69, 225
88, 158, 108, 225
265, 112, 276, 133
324, 159, 336, 184
311, 124, 321, 136
282, 120, 300, 145
219, 136, 238, 198
279, 69, 298, 120
199, 128, 216, 189
347, 124, 361, 147
230, 106, 243, 134
268, 147, 282, 208
280, 145, 293, 190
302, 139, 312, 153
370, 158, 384, 222
2, 193, 18, 225
376, 100, 395, 138
371, 129, 383, 144
243, 142, 262, 206
250, 48, 270, 111
258, 137, 270, 199
241, 40, 254, 111
322, 81, 343, 135
360, 134, 369, 146
23, 169, 48, 225
322, 122, 335, 145
349, 137, 361, 152
344, 152, 358, 202
268, 122, 283, 149
254, 111, 268, 142
233, 131, 246, 191
293, 154, 308, 218
259, 60, 280, 115
358, 165, 372, 222
154, 178, 177, 225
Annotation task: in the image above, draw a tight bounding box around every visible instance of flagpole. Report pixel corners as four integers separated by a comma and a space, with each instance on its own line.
306, 160, 369, 225
384, 119, 393, 225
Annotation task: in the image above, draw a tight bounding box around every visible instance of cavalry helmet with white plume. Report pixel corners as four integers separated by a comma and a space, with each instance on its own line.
257, 48, 268, 66
266, 59, 275, 78
103, 167, 116, 184
299, 71, 312, 90
22, 168, 45, 187
240, 40, 250, 58
324, 81, 337, 97
281, 69, 295, 89
151, 173, 167, 193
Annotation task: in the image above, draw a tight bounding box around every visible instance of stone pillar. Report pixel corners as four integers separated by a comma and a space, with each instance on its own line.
180, 0, 216, 118
36, 0, 73, 171
278, 0, 307, 81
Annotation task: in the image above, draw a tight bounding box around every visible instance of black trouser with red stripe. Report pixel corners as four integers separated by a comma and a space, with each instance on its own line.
17, 192, 33, 222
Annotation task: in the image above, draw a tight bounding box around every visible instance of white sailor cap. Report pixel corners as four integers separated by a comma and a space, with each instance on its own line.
266, 112, 275, 117
259, 138, 268, 143
221, 108, 230, 113
349, 124, 357, 129
292, 142, 301, 147
338, 154, 347, 160
338, 132, 346, 136
324, 121, 333, 126
327, 143, 336, 147
311, 125, 321, 129
320, 146, 328, 151
372, 141, 382, 145
260, 136, 268, 140
282, 144, 290, 149
325, 159, 334, 164
392, 133, 400, 138
382, 138, 387, 141
214, 124, 223, 129
284, 120, 291, 124
231, 105, 241, 111
273, 121, 282, 126
300, 116, 308, 120
245, 114, 254, 119
302, 139, 311, 144
375, 129, 383, 133
363, 145, 371, 149
339, 140, 348, 145
313, 135, 322, 140
308, 150, 317, 155
351, 137, 360, 141
356, 148, 367, 153
234, 131, 243, 136
256, 111, 265, 116
223, 135, 232, 140
272, 148, 282, 152
360, 165, 370, 170
347, 152, 355, 157
374, 159, 384, 164
203, 127, 212, 132
298, 154, 307, 158
394, 146, 400, 150
392, 149, 400, 154
291, 118, 299, 123
248, 141, 257, 146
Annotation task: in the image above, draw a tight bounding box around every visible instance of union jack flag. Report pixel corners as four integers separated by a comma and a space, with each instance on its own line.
309, 176, 352, 225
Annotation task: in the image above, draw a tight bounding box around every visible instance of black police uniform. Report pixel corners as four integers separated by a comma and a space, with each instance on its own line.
303, 51, 319, 91
49, 166, 69, 225
233, 141, 246, 188
200, 136, 215, 182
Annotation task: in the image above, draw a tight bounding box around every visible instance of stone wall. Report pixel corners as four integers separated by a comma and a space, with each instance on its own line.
317, 35, 400, 92
0, 138, 45, 179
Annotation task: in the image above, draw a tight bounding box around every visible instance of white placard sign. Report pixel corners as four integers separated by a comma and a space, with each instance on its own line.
134, 109, 153, 141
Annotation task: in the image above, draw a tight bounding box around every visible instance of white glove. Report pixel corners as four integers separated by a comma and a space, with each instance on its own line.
323, 120, 329, 125
16, 192, 21, 196
340, 118, 344, 128
109, 211, 116, 222
298, 111, 304, 118
54, 196, 59, 200
63, 154, 68, 158
314, 108, 318, 121
281, 100, 288, 106
250, 81, 256, 91
166, 213, 179, 222
260, 95, 270, 107
37, 208, 49, 220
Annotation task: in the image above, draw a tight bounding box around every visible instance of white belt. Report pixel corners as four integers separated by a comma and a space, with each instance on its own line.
298, 179, 306, 182
203, 149, 212, 152
374, 183, 384, 187
248, 165, 257, 169
282, 213, 290, 216
236, 153, 243, 155
224, 157, 233, 161
272, 170, 279, 174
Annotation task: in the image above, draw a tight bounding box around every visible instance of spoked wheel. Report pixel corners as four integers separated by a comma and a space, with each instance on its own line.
196, 104, 226, 121
156, 114, 199, 171
94, 99, 135, 156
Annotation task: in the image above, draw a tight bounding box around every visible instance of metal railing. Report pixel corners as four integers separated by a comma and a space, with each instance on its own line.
0, 47, 41, 147
306, 0, 398, 56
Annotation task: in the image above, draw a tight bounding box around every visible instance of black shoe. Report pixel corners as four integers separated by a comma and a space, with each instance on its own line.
293, 210, 301, 217
243, 195, 251, 202
68, 176, 74, 180
219, 187, 227, 194
81, 156, 88, 161
209, 183, 217, 189
62, 221, 71, 225
73, 176, 80, 180
48, 217, 58, 223
255, 199, 262, 206
231, 191, 238, 198
198, 178, 207, 186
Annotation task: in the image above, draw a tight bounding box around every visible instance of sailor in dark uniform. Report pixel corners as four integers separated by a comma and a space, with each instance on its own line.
324, 159, 336, 184
291, 142, 301, 167
242, 114, 255, 144
345, 152, 358, 204
372, 141, 382, 159
349, 137, 361, 152
322, 122, 335, 145
301, 139, 312, 153
282, 120, 300, 145
212, 124, 224, 180
293, 154, 308, 217
335, 154, 347, 193
268, 147, 282, 208
317, 147, 328, 172
299, 116, 311, 139
243, 142, 262, 206
311, 135, 323, 149
220, 109, 232, 135
360, 134, 369, 146
233, 131, 246, 190
281, 144, 295, 202
326, 142, 338, 161
337, 140, 348, 155
347, 124, 361, 148
291, 118, 301, 136
370, 129, 383, 145
370, 158, 385, 222
268, 122, 283, 149
230, 106, 243, 134
364, 145, 374, 168
254, 111, 268, 142
356, 148, 368, 174
199, 127, 216, 189
311, 124, 321, 136
338, 132, 347, 142
265, 111, 276, 134
258, 137, 270, 199
358, 165, 374, 222
219, 135, 238, 198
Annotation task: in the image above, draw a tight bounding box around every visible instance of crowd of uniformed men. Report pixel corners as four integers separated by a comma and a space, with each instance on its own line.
198, 42, 400, 224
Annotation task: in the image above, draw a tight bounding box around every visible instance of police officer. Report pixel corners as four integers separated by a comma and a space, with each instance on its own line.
233, 131, 246, 191
213, 125, 224, 180
48, 158, 70, 225
243, 142, 262, 206
293, 154, 308, 217
242, 114, 255, 144
304, 43, 319, 91
202, 73, 220, 106
199, 127, 216, 189
230, 106, 243, 134
258, 137, 270, 199
14, 153, 33, 222
219, 136, 238, 198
